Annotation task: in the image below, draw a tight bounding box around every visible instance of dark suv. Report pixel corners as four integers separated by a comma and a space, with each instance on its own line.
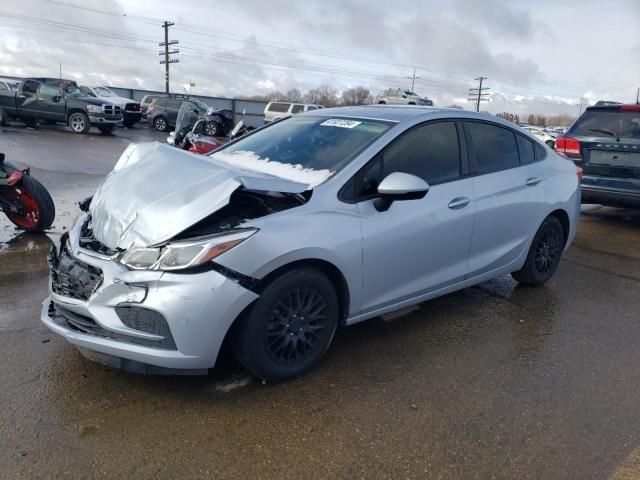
555, 103, 640, 208
147, 96, 205, 132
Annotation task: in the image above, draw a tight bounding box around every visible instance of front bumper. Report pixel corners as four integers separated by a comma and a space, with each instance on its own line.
88, 114, 123, 125
123, 111, 142, 123
41, 221, 259, 373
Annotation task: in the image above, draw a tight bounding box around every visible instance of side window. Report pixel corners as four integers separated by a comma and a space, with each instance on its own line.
516, 135, 535, 164
306, 106, 318, 111
168, 99, 182, 109
467, 122, 519, 173
0, 83, 7, 91
351, 121, 461, 200
383, 121, 461, 184
291, 104, 304, 114
39, 84, 60, 97
22, 81, 40, 95
269, 103, 290, 113
154, 98, 167, 108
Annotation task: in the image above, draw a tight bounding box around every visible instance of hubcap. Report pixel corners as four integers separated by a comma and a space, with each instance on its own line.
156, 119, 166, 130
265, 288, 327, 363
534, 229, 561, 273
5, 186, 40, 229
71, 116, 84, 131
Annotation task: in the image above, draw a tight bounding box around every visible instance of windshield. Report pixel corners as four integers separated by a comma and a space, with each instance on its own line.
404, 91, 419, 97
210, 115, 392, 187
189, 100, 210, 112
570, 110, 640, 139
94, 87, 115, 97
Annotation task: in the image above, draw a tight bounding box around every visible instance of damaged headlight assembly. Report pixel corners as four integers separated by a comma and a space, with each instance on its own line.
119, 229, 257, 271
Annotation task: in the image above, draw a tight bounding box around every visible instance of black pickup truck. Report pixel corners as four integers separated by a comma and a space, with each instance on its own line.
0, 78, 123, 134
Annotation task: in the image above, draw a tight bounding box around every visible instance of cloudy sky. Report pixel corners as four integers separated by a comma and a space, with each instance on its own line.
0, 0, 638, 115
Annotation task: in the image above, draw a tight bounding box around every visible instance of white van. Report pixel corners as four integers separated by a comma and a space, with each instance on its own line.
263, 102, 323, 124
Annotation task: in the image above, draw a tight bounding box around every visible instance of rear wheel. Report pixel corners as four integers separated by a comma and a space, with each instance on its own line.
68, 112, 90, 134
0, 106, 6, 126
204, 121, 220, 137
233, 268, 339, 382
153, 116, 168, 132
4, 175, 55, 232
512, 216, 564, 286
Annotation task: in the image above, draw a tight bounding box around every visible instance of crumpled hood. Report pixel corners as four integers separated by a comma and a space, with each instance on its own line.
89, 142, 309, 250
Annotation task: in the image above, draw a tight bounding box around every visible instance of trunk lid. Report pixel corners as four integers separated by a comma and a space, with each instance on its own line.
89, 142, 309, 250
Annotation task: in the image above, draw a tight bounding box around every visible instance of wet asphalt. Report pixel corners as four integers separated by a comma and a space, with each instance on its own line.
1, 122, 640, 479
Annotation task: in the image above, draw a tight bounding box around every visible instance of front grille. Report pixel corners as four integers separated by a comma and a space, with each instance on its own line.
49, 236, 103, 301
50, 302, 177, 350
79, 217, 118, 257
102, 104, 122, 115
125, 103, 140, 112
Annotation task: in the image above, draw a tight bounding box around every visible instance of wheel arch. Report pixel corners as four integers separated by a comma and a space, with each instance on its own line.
547, 208, 571, 247
66, 108, 87, 123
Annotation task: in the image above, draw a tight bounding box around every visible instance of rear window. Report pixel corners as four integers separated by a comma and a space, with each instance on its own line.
570, 110, 640, 139
268, 102, 290, 113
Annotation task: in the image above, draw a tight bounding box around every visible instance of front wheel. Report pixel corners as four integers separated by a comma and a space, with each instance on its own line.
98, 125, 115, 135
3, 175, 55, 232
68, 112, 90, 134
512, 216, 564, 286
204, 121, 220, 137
233, 268, 339, 382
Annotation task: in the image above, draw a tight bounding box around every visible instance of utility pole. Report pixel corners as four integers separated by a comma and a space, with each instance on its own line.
59, 63, 62, 79
406, 67, 421, 91
468, 76, 490, 112
636, 87, 639, 105
159, 21, 179, 94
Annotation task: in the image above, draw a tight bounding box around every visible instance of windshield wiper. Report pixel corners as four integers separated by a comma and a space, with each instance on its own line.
588, 128, 619, 141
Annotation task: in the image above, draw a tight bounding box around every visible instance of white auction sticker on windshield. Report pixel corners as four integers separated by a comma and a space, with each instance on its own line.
320, 119, 362, 129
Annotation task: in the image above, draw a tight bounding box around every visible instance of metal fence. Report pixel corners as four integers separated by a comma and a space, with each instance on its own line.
109, 87, 268, 128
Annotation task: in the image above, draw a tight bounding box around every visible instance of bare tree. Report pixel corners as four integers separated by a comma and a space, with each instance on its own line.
285, 88, 303, 103
341, 86, 371, 106
304, 84, 339, 107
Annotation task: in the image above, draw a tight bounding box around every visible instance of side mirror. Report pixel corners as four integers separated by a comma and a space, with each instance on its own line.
53, 95, 62, 103
374, 172, 429, 212
402, 94, 407, 98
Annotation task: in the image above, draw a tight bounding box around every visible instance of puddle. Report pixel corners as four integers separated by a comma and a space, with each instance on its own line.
0, 233, 54, 276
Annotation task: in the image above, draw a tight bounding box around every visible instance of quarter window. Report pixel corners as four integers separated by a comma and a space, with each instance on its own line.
516, 135, 535, 164
467, 122, 519, 173
0, 83, 7, 91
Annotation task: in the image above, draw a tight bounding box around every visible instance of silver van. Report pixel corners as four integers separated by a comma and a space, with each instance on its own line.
263, 102, 323, 124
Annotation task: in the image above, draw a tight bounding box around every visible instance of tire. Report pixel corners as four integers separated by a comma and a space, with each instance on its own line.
378, 101, 386, 104
511, 216, 564, 286
408, 102, 416, 105
233, 268, 339, 382
153, 116, 168, 132
98, 125, 115, 135
68, 112, 90, 134
123, 120, 137, 128
0, 106, 7, 126
204, 121, 220, 137
4, 175, 55, 232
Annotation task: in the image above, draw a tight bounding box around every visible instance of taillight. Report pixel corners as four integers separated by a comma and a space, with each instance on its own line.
555, 136, 582, 159
146, 105, 154, 113
576, 166, 584, 182
621, 105, 640, 112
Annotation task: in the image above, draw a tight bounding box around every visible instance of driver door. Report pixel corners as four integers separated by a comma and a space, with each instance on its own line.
35, 83, 66, 122
356, 121, 475, 314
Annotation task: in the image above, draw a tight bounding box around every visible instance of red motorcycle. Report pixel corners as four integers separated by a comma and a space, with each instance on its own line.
0, 153, 55, 232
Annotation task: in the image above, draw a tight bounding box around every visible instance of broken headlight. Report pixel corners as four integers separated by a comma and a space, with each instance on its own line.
119, 229, 257, 271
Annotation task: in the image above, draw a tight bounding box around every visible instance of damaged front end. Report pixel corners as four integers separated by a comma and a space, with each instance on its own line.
40, 142, 313, 373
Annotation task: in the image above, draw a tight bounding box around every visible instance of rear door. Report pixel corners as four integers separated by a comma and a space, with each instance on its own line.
465, 121, 546, 277
16, 80, 41, 120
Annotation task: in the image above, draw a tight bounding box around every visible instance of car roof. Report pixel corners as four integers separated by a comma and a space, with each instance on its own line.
302, 105, 468, 123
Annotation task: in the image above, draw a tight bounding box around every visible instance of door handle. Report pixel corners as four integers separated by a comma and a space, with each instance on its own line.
526, 177, 543, 186
448, 197, 471, 209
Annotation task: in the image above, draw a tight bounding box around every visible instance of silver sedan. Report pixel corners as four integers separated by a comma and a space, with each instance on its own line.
42, 106, 581, 381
